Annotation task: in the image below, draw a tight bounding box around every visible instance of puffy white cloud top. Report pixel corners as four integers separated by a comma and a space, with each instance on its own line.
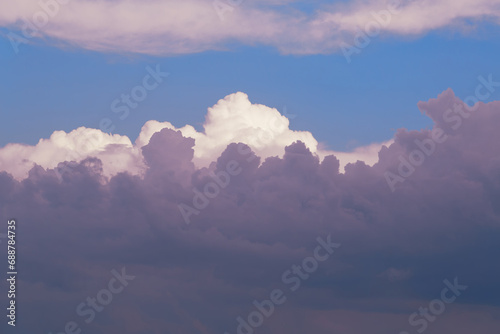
0, 92, 390, 179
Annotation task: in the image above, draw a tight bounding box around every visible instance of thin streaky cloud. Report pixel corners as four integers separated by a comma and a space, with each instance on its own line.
2, 0, 500, 55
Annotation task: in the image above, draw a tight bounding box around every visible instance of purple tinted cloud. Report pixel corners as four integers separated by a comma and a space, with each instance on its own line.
1, 90, 500, 334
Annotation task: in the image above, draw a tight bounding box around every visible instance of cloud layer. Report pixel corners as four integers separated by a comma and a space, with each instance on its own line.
2, 0, 500, 55
1, 89, 500, 333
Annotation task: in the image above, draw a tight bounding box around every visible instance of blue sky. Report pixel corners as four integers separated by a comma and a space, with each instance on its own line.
2, 25, 500, 151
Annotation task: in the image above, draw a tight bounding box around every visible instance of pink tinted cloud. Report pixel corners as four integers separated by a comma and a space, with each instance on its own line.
2, 0, 500, 55
1, 90, 500, 333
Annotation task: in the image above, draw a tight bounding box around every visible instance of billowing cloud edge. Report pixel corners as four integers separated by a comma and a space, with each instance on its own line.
0, 91, 392, 180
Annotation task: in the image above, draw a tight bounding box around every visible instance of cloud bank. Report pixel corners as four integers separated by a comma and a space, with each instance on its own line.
2, 0, 500, 55
1, 89, 500, 333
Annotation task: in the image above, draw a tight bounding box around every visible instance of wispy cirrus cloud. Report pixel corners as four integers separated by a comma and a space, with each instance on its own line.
2, 0, 500, 55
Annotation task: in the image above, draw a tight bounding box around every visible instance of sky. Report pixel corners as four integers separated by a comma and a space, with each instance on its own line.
1, 0, 500, 333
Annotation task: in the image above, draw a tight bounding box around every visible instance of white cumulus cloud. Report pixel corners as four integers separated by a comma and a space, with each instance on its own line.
0, 92, 390, 179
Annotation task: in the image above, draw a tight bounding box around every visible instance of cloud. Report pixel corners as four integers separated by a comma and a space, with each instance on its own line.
1, 89, 500, 333
0, 126, 145, 180
2, 0, 500, 55
0, 91, 389, 180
